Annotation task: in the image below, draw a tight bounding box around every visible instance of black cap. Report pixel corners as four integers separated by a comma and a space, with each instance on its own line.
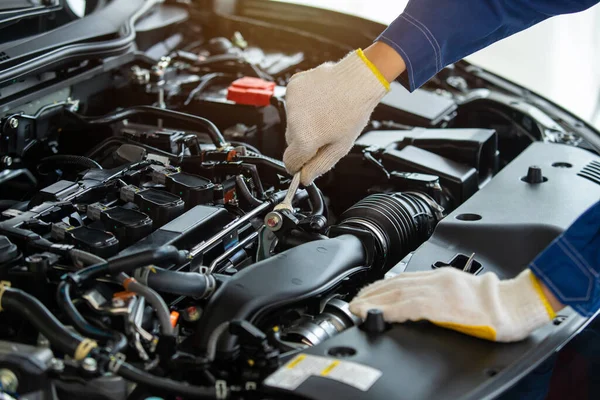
363, 309, 387, 333
524, 166, 545, 184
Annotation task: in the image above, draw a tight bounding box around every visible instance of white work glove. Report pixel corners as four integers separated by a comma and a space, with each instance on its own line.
283, 49, 390, 185
349, 268, 557, 342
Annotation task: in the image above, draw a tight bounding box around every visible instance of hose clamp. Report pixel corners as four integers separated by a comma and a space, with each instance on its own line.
203, 275, 217, 299
407, 191, 445, 220
108, 353, 126, 373
74, 338, 98, 361
216, 380, 228, 399
341, 218, 388, 256
134, 267, 151, 286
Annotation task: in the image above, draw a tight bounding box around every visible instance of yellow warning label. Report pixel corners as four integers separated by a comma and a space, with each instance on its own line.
265, 354, 382, 392
320, 361, 340, 376
287, 354, 306, 369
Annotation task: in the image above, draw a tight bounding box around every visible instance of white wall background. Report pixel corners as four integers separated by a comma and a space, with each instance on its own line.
274, 0, 600, 129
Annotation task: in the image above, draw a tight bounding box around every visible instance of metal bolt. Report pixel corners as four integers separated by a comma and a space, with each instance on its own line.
1, 156, 13, 167
264, 212, 283, 231
0, 369, 18, 393
553, 315, 568, 326
81, 357, 97, 373
8, 118, 18, 129
50, 358, 65, 372
130, 66, 150, 85
266, 216, 279, 227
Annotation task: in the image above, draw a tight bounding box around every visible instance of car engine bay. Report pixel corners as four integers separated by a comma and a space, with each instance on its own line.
0, 1, 600, 399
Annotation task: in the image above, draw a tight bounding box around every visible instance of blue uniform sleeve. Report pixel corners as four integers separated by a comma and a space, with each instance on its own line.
378, 0, 600, 91
529, 201, 600, 317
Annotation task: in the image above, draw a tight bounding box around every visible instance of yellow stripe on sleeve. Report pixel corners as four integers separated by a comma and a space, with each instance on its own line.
356, 49, 391, 91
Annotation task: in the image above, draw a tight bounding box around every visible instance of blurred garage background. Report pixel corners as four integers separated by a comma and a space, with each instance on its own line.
273, 0, 600, 129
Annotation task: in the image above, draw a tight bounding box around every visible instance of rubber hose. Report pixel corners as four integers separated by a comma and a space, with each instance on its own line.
70, 250, 175, 337
107, 246, 187, 276
0, 224, 58, 254
56, 281, 127, 353
339, 192, 439, 269
70, 248, 105, 266
117, 362, 218, 399
40, 155, 102, 170
192, 53, 240, 65
307, 185, 325, 217
139, 267, 216, 299
76, 245, 186, 283
205, 322, 230, 363
240, 163, 265, 197
229, 141, 261, 154
242, 152, 287, 174
235, 175, 262, 207
184, 73, 224, 106
181, 53, 271, 80
118, 274, 174, 336
1, 286, 92, 358
66, 106, 227, 148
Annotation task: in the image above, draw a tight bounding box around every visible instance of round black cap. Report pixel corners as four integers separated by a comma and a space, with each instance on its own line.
525, 166, 544, 184
363, 309, 387, 333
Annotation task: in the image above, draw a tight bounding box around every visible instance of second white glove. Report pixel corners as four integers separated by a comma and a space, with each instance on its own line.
283, 49, 390, 185
349, 268, 556, 342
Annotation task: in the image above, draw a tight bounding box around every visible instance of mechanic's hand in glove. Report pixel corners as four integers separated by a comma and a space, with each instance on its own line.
283, 44, 404, 185
349, 268, 558, 342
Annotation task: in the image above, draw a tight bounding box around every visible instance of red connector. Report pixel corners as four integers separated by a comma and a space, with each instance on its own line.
226, 77, 276, 107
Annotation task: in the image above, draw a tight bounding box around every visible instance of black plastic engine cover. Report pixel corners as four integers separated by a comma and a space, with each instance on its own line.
356, 127, 498, 184
403, 142, 600, 279
262, 142, 600, 400
194, 235, 367, 353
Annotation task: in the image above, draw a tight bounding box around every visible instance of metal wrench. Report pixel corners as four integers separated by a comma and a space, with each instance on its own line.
274, 172, 301, 212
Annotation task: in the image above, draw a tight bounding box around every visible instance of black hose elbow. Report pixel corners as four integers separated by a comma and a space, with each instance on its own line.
135, 267, 217, 298
235, 175, 263, 208
1, 284, 97, 360
117, 362, 219, 399
76, 246, 187, 283
107, 245, 186, 275
306, 183, 325, 218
